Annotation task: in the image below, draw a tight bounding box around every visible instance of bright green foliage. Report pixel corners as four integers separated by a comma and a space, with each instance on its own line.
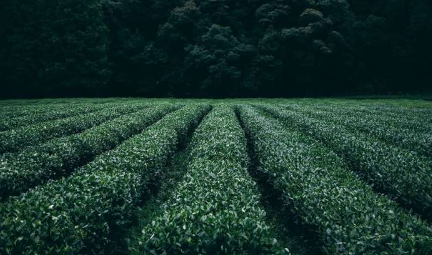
134, 106, 289, 255
261, 105, 432, 219
238, 105, 432, 255
0, 104, 210, 255
0, 104, 177, 199
0, 104, 144, 153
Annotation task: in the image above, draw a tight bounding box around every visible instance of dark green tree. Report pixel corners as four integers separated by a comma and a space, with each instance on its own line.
1, 0, 431, 97
183, 24, 255, 97
1, 0, 110, 97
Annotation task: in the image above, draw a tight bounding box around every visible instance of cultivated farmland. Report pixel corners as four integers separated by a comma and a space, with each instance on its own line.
0, 98, 431, 255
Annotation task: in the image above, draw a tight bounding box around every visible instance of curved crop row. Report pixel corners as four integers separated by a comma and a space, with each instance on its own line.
290, 103, 432, 133
239, 105, 432, 255
356, 104, 432, 117
0, 104, 210, 255
134, 106, 288, 255
284, 104, 432, 157
0, 103, 116, 132
0, 100, 111, 119
0, 103, 75, 119
261, 105, 432, 220
0, 104, 177, 199
320, 100, 432, 115
289, 100, 432, 122
0, 104, 145, 153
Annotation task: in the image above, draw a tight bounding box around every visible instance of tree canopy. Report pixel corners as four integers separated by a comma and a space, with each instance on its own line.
1, 0, 431, 98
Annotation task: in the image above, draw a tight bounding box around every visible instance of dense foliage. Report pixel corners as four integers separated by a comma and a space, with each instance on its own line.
0, 98, 432, 254
0, 104, 176, 199
0, 103, 210, 254
1, 0, 431, 98
0, 104, 143, 153
238, 105, 432, 254
261, 104, 432, 220
134, 106, 288, 254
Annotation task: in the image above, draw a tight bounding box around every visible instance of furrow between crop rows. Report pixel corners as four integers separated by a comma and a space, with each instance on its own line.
124, 105, 211, 255
235, 106, 323, 255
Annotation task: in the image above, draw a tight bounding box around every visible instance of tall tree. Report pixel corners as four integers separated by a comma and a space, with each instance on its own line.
1, 0, 431, 97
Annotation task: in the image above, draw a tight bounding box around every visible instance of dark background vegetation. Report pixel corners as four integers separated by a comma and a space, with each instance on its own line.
1, 0, 431, 98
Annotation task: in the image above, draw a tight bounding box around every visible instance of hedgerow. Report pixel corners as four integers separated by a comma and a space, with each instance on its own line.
0, 104, 144, 153
134, 106, 289, 255
0, 104, 178, 199
238, 105, 432, 255
0, 104, 210, 255
261, 105, 432, 219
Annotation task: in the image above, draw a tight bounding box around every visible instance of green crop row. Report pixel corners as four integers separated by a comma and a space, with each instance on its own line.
0, 104, 210, 255
261, 105, 432, 220
0, 98, 118, 107
288, 102, 432, 133
133, 106, 288, 255
0, 103, 75, 119
306, 99, 432, 114
0, 104, 177, 199
284, 104, 432, 157
0, 100, 112, 119
353, 103, 432, 116
0, 103, 114, 132
0, 104, 145, 154
238, 105, 432, 255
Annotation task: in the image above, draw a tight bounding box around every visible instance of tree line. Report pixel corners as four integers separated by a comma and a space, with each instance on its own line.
1, 0, 431, 98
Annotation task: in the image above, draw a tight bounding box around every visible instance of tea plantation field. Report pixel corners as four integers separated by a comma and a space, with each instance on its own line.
0, 98, 432, 255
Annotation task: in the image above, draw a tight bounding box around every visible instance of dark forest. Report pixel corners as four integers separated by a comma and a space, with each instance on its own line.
1, 0, 431, 98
